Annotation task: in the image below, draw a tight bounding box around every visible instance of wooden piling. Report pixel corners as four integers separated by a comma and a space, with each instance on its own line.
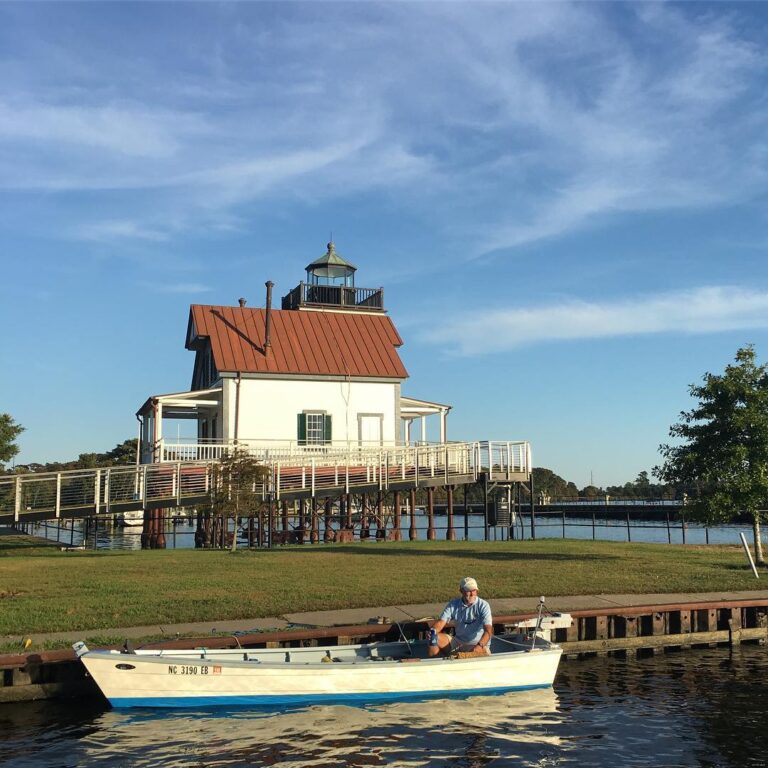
141, 509, 150, 549
281, 500, 289, 539
360, 493, 370, 540
446, 485, 456, 540
296, 500, 305, 544
426, 488, 436, 540
155, 509, 166, 549
392, 491, 402, 541
323, 498, 334, 543
310, 498, 319, 544
376, 492, 385, 540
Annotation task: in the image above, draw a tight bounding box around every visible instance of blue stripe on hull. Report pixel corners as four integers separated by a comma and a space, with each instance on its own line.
109, 683, 551, 709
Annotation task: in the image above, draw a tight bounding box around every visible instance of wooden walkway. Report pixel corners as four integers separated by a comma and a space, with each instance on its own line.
0, 440, 529, 525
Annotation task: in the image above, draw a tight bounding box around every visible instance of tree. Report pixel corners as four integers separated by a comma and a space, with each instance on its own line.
103, 439, 139, 465
209, 449, 269, 550
532, 467, 579, 498
656, 346, 768, 565
0, 414, 24, 468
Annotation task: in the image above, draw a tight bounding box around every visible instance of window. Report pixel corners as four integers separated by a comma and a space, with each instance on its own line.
194, 345, 218, 389
297, 412, 332, 446
306, 413, 324, 444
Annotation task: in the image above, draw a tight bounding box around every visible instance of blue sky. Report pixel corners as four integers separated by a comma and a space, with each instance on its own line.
3, 2, 768, 487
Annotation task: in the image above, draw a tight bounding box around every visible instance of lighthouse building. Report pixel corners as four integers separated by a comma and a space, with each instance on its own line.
137, 242, 450, 463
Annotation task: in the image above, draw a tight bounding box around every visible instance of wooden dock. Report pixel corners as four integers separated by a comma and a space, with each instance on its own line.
2, 596, 767, 704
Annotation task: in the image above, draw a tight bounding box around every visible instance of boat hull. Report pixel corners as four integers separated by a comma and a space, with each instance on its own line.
77, 640, 562, 709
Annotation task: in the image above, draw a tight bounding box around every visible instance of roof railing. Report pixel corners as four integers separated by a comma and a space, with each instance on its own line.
281, 282, 385, 311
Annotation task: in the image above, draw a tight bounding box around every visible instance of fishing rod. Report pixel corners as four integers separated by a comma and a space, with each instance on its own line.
391, 606, 435, 656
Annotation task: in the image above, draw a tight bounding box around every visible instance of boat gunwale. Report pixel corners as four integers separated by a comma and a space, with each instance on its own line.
80, 642, 562, 671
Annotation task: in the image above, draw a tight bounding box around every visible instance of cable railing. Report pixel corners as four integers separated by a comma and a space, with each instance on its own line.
0, 440, 530, 524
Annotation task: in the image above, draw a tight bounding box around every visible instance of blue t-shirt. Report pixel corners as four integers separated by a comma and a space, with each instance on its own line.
439, 597, 492, 644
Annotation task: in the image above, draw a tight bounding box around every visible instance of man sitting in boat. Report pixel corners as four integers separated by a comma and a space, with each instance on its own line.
428, 577, 493, 657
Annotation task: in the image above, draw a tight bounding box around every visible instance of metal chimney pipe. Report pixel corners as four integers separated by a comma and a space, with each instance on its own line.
264, 281, 274, 353
238, 297, 247, 308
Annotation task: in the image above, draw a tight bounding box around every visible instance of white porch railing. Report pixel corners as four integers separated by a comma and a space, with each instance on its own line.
155, 438, 530, 474
154, 438, 414, 464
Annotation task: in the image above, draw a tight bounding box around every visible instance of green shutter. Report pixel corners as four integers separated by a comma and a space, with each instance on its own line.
323, 414, 332, 444
297, 413, 307, 446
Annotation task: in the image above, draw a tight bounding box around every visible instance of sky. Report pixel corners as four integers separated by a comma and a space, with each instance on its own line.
3, 1, 768, 488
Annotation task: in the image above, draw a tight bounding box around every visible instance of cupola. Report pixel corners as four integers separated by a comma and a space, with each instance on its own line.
305, 241, 356, 287
281, 241, 384, 312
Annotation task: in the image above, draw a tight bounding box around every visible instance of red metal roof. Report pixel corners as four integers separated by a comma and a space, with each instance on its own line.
187, 305, 408, 379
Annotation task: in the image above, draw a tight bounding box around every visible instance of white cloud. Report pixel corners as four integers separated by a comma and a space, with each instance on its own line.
422, 287, 768, 355
75, 220, 170, 242
1, 3, 766, 248
0, 100, 198, 159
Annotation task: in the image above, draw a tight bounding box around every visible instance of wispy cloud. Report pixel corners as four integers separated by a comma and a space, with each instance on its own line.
75, 219, 170, 242
422, 287, 768, 355
0, 100, 197, 159
0, 3, 766, 249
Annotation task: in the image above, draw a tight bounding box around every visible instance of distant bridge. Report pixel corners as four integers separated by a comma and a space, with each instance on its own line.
0, 441, 530, 526
537, 499, 683, 516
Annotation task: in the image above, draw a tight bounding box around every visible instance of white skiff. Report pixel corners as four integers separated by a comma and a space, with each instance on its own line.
74, 613, 571, 709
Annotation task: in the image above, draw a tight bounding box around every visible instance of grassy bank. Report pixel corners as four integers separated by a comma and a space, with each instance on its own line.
0, 535, 762, 640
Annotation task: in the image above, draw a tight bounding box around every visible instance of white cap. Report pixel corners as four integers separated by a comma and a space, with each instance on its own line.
460, 577, 478, 592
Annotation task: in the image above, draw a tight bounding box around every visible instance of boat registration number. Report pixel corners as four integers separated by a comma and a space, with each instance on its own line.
168, 665, 221, 675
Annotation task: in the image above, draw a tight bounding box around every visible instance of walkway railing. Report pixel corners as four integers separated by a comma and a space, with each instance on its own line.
0, 440, 530, 524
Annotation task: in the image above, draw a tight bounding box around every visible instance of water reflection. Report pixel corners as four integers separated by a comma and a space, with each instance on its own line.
3, 647, 768, 766
28, 514, 757, 551
87, 689, 561, 767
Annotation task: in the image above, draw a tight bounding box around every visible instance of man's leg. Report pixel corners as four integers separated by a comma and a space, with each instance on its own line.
427, 632, 453, 657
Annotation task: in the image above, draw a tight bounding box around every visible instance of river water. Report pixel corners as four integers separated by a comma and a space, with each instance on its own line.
29, 514, 759, 550
2, 645, 767, 767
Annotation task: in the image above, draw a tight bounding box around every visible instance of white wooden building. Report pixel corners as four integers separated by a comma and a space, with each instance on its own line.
137, 243, 451, 463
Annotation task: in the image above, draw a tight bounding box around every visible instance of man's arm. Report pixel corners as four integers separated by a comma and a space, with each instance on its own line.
476, 601, 493, 648
477, 623, 493, 649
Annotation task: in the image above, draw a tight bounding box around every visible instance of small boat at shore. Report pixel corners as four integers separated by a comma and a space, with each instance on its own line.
117, 510, 144, 527
74, 612, 572, 709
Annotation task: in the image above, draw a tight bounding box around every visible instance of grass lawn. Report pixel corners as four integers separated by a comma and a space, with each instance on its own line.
0, 535, 763, 642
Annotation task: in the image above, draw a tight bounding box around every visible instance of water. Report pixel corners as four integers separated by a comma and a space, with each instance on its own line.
29, 514, 758, 550
2, 646, 767, 766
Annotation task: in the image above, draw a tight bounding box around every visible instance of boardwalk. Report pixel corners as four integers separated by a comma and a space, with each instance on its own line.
0, 440, 529, 525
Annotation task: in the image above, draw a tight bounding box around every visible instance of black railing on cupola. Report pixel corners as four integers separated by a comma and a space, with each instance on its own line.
281, 282, 385, 311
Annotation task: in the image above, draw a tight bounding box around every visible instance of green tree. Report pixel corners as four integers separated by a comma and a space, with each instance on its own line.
656, 346, 768, 565
579, 484, 603, 499
0, 414, 24, 468
532, 467, 579, 499
209, 449, 269, 551
103, 439, 139, 465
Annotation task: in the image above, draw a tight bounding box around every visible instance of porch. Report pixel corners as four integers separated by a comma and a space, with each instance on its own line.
136, 389, 455, 464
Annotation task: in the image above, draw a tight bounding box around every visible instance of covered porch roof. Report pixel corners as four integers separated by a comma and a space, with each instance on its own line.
400, 395, 452, 443
136, 387, 222, 420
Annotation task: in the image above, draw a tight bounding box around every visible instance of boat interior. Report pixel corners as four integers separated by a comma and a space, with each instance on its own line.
103, 634, 558, 665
